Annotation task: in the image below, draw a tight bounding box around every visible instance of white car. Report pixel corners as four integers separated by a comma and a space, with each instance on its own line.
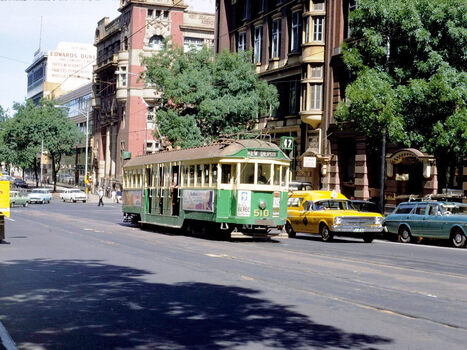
28, 188, 52, 204
60, 189, 87, 203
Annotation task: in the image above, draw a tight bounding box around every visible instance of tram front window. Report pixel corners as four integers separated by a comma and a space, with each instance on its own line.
240, 163, 255, 184
258, 164, 271, 184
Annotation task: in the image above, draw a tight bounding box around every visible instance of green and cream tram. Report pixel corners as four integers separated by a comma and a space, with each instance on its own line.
122, 138, 290, 239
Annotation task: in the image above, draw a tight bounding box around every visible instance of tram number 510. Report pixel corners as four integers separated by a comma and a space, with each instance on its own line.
254, 209, 270, 217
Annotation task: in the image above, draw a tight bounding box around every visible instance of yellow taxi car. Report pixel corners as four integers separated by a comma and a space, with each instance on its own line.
285, 190, 384, 243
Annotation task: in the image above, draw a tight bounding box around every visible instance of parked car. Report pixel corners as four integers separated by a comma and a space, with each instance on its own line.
14, 178, 28, 188
286, 190, 384, 242
28, 188, 52, 204
9, 190, 29, 207
60, 188, 87, 203
384, 201, 467, 248
289, 181, 313, 191
350, 200, 381, 214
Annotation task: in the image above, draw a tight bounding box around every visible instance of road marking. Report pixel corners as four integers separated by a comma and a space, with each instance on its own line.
0, 320, 18, 350
4, 218, 15, 222
378, 239, 466, 251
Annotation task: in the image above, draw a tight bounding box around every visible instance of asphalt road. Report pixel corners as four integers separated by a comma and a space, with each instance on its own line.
0, 201, 466, 350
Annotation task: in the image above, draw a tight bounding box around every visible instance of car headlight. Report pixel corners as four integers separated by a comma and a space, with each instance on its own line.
375, 217, 383, 225
334, 217, 342, 225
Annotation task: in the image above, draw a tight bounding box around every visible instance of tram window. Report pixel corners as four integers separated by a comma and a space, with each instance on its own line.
189, 166, 195, 186
221, 164, 232, 184
258, 164, 271, 184
182, 165, 188, 186
204, 165, 210, 186
197, 165, 203, 186
212, 164, 218, 185
240, 163, 255, 184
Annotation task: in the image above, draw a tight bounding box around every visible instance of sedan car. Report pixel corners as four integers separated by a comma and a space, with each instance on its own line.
286, 190, 384, 242
9, 190, 29, 207
385, 201, 467, 247
28, 188, 52, 204
60, 188, 87, 203
14, 178, 28, 188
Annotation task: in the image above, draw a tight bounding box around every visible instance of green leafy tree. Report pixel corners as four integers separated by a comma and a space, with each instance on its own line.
335, 0, 467, 189
38, 100, 82, 192
143, 43, 279, 148
0, 101, 42, 180
0, 100, 81, 190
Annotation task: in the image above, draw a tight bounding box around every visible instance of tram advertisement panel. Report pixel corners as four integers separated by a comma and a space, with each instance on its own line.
123, 190, 142, 207
237, 190, 251, 217
182, 190, 214, 212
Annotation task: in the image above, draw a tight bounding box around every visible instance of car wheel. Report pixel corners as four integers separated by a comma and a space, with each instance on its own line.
285, 222, 296, 238
450, 229, 466, 248
83, 200, 86, 203
73, 199, 76, 203
363, 234, 374, 243
398, 226, 412, 243
41, 199, 45, 204
62, 198, 65, 202
24, 202, 28, 207
320, 224, 333, 242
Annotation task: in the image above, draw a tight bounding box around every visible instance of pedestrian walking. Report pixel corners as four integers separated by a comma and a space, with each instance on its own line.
98, 187, 104, 207
116, 189, 122, 204
111, 189, 116, 203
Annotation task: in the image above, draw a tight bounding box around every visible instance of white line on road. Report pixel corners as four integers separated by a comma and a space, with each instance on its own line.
0, 320, 18, 350
4, 218, 15, 222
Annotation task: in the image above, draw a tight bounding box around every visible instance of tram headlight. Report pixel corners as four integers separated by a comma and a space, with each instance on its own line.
259, 200, 267, 210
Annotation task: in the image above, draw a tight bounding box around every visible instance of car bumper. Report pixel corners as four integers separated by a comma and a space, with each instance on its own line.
331, 225, 384, 233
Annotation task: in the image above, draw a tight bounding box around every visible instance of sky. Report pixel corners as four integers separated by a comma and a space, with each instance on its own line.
0, 0, 215, 115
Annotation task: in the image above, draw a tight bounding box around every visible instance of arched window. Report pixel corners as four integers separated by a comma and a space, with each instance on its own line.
149, 35, 164, 50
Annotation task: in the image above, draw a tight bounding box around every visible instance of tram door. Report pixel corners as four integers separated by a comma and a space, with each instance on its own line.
146, 168, 153, 214
159, 165, 164, 215
171, 165, 180, 216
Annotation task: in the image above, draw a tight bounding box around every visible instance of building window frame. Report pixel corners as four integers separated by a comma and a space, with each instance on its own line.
271, 18, 281, 58
253, 26, 263, 64
309, 83, 323, 110
237, 31, 246, 52
312, 16, 324, 42
290, 11, 302, 52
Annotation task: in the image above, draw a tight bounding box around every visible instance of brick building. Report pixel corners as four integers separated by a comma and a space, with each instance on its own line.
92, 0, 214, 191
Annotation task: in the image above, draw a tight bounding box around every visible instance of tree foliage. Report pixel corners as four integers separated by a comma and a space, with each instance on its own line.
0, 100, 81, 190
143, 44, 279, 148
335, 0, 467, 187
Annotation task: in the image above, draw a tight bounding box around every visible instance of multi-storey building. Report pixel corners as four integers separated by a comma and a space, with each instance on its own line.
55, 83, 92, 187
26, 42, 95, 104
25, 41, 95, 184
216, 0, 330, 190
92, 0, 214, 191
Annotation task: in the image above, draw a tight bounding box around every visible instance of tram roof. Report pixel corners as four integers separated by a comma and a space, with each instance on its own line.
124, 139, 286, 168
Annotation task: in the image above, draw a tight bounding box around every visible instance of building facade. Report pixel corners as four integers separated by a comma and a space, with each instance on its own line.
26, 42, 96, 104
55, 83, 92, 187
215, 0, 330, 190
92, 0, 214, 191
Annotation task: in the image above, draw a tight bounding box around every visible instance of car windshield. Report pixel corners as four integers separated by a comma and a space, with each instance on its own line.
441, 204, 467, 215
315, 200, 353, 210
71, 189, 81, 193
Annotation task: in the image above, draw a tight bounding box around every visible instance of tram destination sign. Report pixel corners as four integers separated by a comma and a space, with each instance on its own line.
247, 150, 278, 158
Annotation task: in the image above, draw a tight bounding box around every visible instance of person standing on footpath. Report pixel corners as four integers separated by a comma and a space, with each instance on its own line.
98, 187, 104, 207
